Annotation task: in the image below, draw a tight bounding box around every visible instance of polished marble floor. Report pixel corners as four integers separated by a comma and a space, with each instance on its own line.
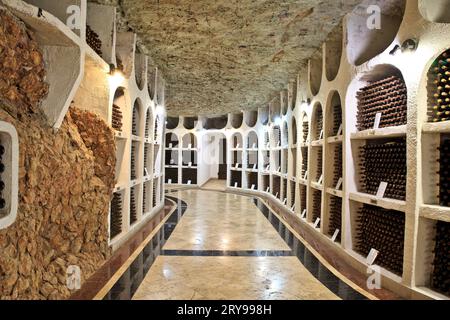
132, 190, 340, 300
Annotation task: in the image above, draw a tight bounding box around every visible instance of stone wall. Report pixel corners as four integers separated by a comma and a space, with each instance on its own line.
0, 8, 115, 299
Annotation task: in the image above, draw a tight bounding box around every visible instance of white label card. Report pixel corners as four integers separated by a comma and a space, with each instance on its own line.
374, 113, 382, 129
275, 192, 279, 198
376, 182, 388, 198
314, 218, 321, 228
304, 171, 308, 180
144, 168, 149, 176
236, 143, 240, 149
188, 144, 192, 149
234, 182, 238, 188
253, 164, 257, 170
331, 229, 340, 242
188, 162, 192, 168
278, 166, 281, 172
266, 187, 270, 193
251, 184, 255, 190
170, 159, 174, 164
188, 180, 192, 185
266, 165, 270, 171
366, 248, 379, 266
291, 205, 295, 211
283, 198, 287, 205
335, 178, 343, 190
168, 179, 172, 184
301, 209, 306, 218
318, 175, 323, 184
253, 143, 257, 149
319, 130, 324, 140
278, 141, 281, 147
337, 124, 343, 136
169, 143, 173, 148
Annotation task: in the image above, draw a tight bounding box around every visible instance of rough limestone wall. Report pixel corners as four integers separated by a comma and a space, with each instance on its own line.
0, 9, 115, 299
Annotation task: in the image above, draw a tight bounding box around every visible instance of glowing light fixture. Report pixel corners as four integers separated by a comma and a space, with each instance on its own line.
108, 63, 125, 87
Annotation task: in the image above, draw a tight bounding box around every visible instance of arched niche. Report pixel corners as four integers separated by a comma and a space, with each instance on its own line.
325, 22, 343, 81
281, 89, 289, 115
289, 79, 298, 111
166, 116, 179, 130
309, 51, 323, 96
301, 113, 310, 143
112, 87, 126, 132
134, 46, 146, 90
346, 1, 406, 66
231, 113, 243, 129
259, 106, 269, 125
290, 117, 298, 146
231, 133, 243, 149
244, 110, 258, 128
183, 116, 198, 130
282, 121, 289, 146
272, 125, 281, 148
202, 115, 228, 130
132, 98, 143, 136
326, 91, 343, 137
247, 131, 258, 149
148, 65, 156, 100
182, 133, 197, 148
165, 132, 179, 148
419, 0, 450, 23
154, 115, 163, 142
156, 72, 165, 106
311, 102, 323, 141
270, 96, 281, 123
145, 107, 153, 138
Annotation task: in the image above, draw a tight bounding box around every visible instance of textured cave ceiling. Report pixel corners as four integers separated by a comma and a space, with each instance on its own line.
90, 0, 367, 116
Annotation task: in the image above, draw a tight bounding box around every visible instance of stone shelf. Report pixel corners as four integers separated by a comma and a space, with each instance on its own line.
419, 205, 450, 223
311, 181, 323, 191
311, 139, 324, 147
422, 121, 450, 133
349, 192, 406, 212
327, 135, 343, 144
350, 125, 407, 140
326, 187, 343, 198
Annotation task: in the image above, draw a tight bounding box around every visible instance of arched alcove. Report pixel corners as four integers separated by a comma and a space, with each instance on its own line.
427, 49, 450, 123
270, 96, 281, 123
282, 121, 289, 147
145, 107, 153, 139
346, 1, 406, 66
231, 113, 243, 129
165, 132, 179, 148
291, 117, 298, 146
247, 131, 258, 149
289, 79, 298, 110
154, 115, 162, 142
148, 64, 156, 100
281, 89, 288, 115
325, 22, 343, 81
183, 116, 198, 130
311, 102, 323, 141
156, 72, 165, 106
259, 106, 269, 125
134, 46, 145, 90
301, 113, 309, 143
419, 0, 450, 23
166, 116, 179, 130
244, 110, 258, 127
112, 87, 126, 132
182, 133, 197, 148
309, 51, 323, 96
132, 98, 143, 136
231, 133, 243, 149
326, 91, 343, 137
202, 115, 228, 130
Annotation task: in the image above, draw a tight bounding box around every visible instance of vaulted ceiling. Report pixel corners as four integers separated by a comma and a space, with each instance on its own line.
91, 0, 364, 116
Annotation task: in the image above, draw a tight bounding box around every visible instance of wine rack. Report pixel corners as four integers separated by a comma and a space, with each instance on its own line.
273, 149, 281, 172
142, 181, 150, 214
247, 150, 258, 170
431, 221, 450, 296
131, 141, 138, 180
110, 191, 123, 239
182, 168, 197, 185
130, 186, 137, 225
299, 184, 307, 215
355, 204, 405, 275
312, 189, 322, 227
112, 104, 123, 132
290, 147, 297, 177
314, 107, 323, 140
262, 174, 270, 192
333, 144, 342, 186
282, 178, 287, 202
289, 180, 296, 208
263, 150, 270, 169
273, 126, 281, 147
428, 50, 450, 122
165, 150, 178, 166
301, 147, 308, 177
145, 111, 153, 139
332, 104, 342, 136
272, 175, 281, 199
356, 75, 407, 130
313, 146, 323, 182
328, 195, 342, 242
247, 172, 258, 190
438, 137, 450, 206
86, 25, 102, 56
359, 139, 406, 200
165, 168, 178, 184
232, 150, 242, 169
230, 170, 242, 188
302, 118, 309, 142
282, 149, 288, 174
152, 179, 157, 208
154, 116, 161, 142
132, 103, 139, 136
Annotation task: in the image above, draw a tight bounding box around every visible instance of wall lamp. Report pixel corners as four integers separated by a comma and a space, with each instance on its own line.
389, 39, 419, 55
108, 63, 125, 87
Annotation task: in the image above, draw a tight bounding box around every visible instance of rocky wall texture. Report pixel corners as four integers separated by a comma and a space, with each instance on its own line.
0, 8, 115, 300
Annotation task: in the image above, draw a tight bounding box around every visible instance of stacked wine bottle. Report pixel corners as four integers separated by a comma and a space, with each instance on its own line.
110, 192, 123, 239
333, 105, 342, 136
142, 183, 148, 214
328, 196, 342, 242
333, 144, 343, 186
86, 25, 102, 56
131, 143, 137, 180
429, 51, 450, 122
247, 172, 258, 189
438, 138, 450, 206
359, 139, 406, 200
132, 107, 139, 136
431, 221, 450, 296
355, 204, 405, 275
315, 109, 323, 140
144, 144, 150, 174
290, 181, 296, 207
315, 147, 323, 183
152, 181, 157, 207
302, 121, 309, 142
301, 148, 308, 177
282, 178, 288, 201
112, 104, 123, 132
300, 184, 307, 214
312, 189, 322, 227
130, 187, 137, 225
0, 143, 5, 210
272, 176, 281, 198
356, 76, 407, 131
263, 175, 270, 192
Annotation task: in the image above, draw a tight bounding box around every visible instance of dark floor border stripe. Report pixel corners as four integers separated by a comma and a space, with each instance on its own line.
252, 198, 367, 300
161, 250, 294, 257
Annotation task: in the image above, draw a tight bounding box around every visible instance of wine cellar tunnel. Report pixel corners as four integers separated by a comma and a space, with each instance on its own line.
0, 0, 449, 303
